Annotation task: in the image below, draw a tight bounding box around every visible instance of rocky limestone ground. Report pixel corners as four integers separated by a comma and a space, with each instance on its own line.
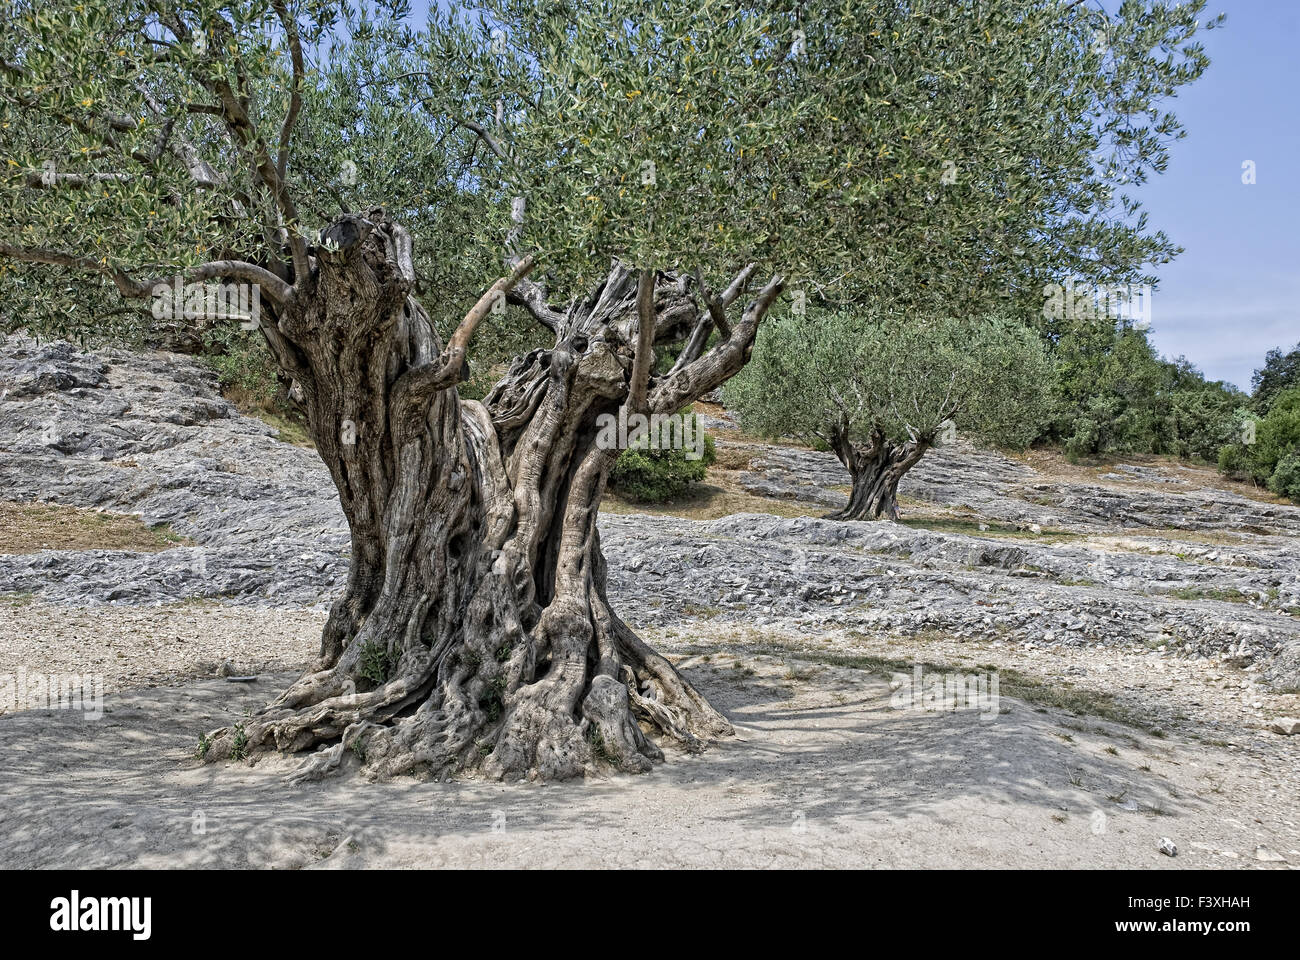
0, 335, 1297, 868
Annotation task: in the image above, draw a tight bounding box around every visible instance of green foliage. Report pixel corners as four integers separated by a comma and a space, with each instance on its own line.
2, 0, 1221, 353
196, 320, 315, 445
586, 722, 620, 766
0, 0, 508, 347
1218, 386, 1300, 500
434, 0, 1218, 304
727, 310, 1056, 452
1164, 370, 1244, 462
1250, 342, 1300, 415
357, 638, 395, 687
201, 321, 282, 405
349, 737, 368, 764
1, 0, 1225, 518
1217, 434, 1250, 477
477, 674, 507, 722
1048, 324, 1242, 462
1268, 451, 1300, 501
608, 414, 716, 503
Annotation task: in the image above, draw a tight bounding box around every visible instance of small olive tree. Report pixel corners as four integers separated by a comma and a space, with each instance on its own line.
729, 312, 1054, 520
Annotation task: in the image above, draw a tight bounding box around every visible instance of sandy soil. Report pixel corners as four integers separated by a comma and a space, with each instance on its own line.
1, 606, 1296, 869
0, 600, 323, 707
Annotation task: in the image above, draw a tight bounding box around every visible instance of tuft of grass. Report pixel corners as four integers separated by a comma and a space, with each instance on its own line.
195, 733, 213, 760
230, 724, 249, 762
0, 500, 193, 554
477, 675, 507, 722
252, 406, 315, 447
1157, 586, 1250, 604
357, 639, 396, 687
679, 603, 722, 619
586, 724, 620, 766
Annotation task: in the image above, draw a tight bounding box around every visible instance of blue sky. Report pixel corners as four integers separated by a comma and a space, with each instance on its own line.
1125, 0, 1299, 389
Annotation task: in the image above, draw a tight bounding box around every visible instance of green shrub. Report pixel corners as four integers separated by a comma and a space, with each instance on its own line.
201, 322, 282, 405
1216, 387, 1300, 500
1268, 451, 1300, 501
1217, 440, 1248, 477
357, 638, 396, 687
608, 413, 716, 503
1047, 327, 1243, 462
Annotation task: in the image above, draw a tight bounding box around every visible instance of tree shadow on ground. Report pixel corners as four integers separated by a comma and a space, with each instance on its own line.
0, 662, 1237, 868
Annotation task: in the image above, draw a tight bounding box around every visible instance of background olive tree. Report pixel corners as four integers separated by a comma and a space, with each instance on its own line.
729, 311, 1054, 519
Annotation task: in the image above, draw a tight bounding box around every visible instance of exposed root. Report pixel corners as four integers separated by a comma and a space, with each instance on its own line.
200, 598, 727, 783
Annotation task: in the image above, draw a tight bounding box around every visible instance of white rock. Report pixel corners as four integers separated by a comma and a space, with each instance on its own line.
1268, 717, 1300, 736
1158, 837, 1177, 857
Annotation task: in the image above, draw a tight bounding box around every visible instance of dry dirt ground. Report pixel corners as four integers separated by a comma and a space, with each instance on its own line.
0, 603, 1296, 869
0, 341, 1296, 868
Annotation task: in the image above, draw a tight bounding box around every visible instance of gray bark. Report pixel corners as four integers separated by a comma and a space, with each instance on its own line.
200, 209, 782, 781
826, 426, 930, 522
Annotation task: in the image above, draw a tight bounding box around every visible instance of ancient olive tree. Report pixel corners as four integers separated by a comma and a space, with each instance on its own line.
0, 0, 886, 780
0, 0, 1220, 779
729, 312, 1054, 520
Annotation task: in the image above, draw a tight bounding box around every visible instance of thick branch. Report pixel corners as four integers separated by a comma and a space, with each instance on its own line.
671, 263, 757, 372
650, 273, 784, 413
447, 255, 537, 359
391, 256, 537, 404
0, 243, 293, 305
627, 269, 656, 413
506, 277, 567, 332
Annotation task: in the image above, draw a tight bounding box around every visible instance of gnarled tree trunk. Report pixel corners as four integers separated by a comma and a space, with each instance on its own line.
825, 426, 930, 522
201, 209, 782, 782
